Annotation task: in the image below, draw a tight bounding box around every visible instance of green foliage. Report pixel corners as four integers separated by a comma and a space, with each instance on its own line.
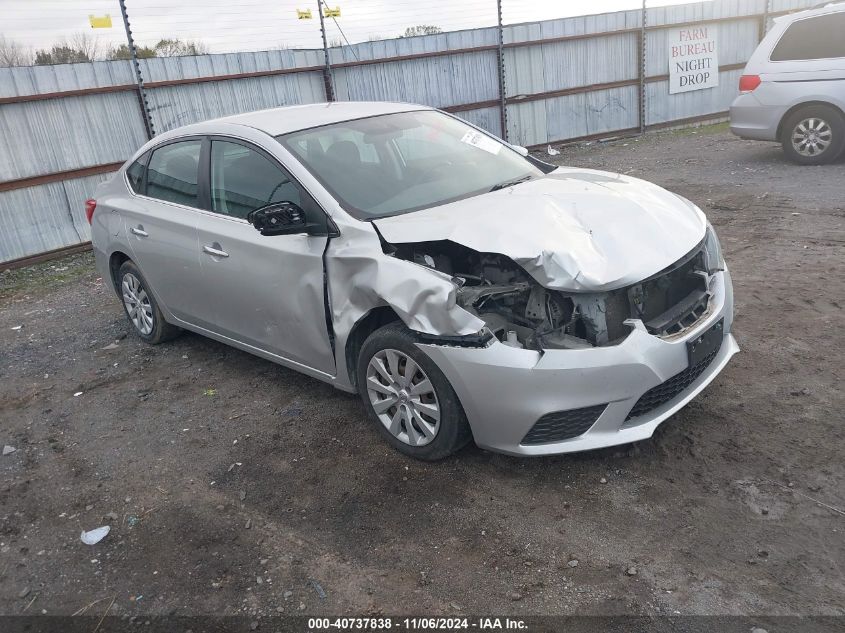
35, 45, 91, 65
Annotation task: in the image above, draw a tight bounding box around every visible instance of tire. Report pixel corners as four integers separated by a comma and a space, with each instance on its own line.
780, 105, 845, 165
356, 322, 472, 460
117, 260, 181, 345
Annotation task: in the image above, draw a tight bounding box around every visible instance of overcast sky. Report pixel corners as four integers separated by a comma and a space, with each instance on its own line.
2, 0, 701, 54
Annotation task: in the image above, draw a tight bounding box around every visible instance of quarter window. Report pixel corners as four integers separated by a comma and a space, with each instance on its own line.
210, 140, 301, 219
146, 140, 202, 207
770, 13, 845, 61
126, 152, 148, 194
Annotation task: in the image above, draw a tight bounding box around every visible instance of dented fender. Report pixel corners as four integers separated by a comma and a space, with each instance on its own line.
325, 222, 485, 391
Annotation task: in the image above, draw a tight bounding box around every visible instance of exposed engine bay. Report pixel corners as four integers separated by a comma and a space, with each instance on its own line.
385, 240, 714, 350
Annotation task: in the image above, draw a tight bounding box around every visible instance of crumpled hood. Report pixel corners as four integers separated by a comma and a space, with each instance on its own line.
372, 167, 707, 292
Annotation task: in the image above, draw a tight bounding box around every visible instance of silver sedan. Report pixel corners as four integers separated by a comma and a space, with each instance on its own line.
89, 102, 738, 460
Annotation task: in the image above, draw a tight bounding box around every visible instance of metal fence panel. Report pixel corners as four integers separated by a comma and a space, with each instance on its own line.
646, 69, 744, 125
506, 32, 638, 98
0, 92, 149, 182
0, 173, 109, 262
509, 85, 639, 146
0, 60, 136, 99
332, 51, 499, 109
456, 106, 503, 139
0, 0, 820, 264
330, 28, 500, 111
146, 73, 326, 133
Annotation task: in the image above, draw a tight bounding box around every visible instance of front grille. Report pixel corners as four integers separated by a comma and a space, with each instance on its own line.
521, 404, 607, 445
625, 338, 723, 421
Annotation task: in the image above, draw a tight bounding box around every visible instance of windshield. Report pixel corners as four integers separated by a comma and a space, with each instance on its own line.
277, 110, 541, 219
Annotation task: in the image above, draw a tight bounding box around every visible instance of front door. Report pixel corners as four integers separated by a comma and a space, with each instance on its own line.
194, 138, 336, 375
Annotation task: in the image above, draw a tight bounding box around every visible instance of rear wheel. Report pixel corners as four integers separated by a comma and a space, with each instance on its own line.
356, 322, 472, 460
781, 105, 845, 165
117, 260, 181, 344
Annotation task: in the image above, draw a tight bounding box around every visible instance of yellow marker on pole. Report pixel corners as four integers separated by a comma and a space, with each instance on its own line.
88, 14, 113, 29
297, 9, 313, 19
323, 6, 341, 18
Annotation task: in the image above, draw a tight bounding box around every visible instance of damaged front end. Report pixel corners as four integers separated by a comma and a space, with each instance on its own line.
384, 230, 723, 351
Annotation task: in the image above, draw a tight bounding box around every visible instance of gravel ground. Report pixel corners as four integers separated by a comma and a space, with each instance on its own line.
0, 125, 843, 619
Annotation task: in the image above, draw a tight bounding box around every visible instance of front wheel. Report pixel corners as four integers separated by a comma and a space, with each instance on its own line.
356, 322, 472, 460
780, 105, 845, 165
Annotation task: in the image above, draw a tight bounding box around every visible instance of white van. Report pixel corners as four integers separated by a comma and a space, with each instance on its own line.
729, 2, 845, 164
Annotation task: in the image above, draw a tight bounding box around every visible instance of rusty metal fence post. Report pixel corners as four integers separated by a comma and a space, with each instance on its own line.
118, 0, 155, 139
317, 1, 335, 101
496, 0, 508, 141
638, 0, 647, 134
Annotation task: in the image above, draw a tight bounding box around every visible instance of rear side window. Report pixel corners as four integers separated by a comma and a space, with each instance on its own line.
146, 140, 202, 207
210, 140, 302, 219
126, 152, 148, 194
770, 13, 845, 61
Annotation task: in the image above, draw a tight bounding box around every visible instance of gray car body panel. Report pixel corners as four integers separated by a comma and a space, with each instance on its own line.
92, 102, 737, 454
730, 4, 845, 141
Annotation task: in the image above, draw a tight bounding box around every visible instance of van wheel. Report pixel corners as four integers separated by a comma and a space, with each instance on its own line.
781, 105, 845, 165
356, 322, 472, 461
117, 260, 181, 344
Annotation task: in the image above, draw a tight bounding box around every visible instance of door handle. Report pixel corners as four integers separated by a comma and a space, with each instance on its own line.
202, 244, 229, 258
130, 226, 148, 237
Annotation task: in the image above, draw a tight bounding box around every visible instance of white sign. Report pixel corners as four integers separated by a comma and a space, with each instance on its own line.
668, 26, 719, 94
460, 130, 501, 155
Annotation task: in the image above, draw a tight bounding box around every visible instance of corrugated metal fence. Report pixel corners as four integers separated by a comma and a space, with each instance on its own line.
0, 0, 816, 265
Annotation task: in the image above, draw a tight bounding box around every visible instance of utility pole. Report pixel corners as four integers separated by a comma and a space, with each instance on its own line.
118, 0, 155, 139
317, 1, 335, 101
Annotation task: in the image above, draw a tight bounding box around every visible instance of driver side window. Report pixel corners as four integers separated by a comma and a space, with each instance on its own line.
210, 140, 301, 219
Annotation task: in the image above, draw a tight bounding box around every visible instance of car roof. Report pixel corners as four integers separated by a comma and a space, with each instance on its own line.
172, 101, 431, 138
774, 1, 845, 23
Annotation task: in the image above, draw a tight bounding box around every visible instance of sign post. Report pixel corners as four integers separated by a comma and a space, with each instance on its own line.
668, 26, 719, 95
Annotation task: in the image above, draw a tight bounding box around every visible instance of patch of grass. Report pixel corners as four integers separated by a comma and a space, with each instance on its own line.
665, 121, 730, 136
0, 252, 98, 301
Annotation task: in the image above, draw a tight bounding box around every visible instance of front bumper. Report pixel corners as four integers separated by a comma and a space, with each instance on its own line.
418, 269, 738, 456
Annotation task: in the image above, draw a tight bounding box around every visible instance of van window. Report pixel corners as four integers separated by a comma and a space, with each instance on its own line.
770, 12, 845, 61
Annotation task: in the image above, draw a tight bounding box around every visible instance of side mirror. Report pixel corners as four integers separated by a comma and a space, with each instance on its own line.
512, 145, 529, 157
248, 201, 311, 236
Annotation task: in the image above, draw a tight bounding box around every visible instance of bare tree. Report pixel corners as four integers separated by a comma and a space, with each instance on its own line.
67, 32, 105, 60
34, 32, 105, 65
0, 35, 32, 67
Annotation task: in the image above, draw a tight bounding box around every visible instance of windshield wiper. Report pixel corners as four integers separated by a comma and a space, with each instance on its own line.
489, 175, 533, 192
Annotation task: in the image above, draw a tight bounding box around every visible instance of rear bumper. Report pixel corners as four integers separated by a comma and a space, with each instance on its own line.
418, 270, 738, 456
729, 93, 783, 141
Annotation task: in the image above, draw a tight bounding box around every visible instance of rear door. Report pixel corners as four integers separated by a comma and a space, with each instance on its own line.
193, 137, 336, 374
121, 138, 210, 328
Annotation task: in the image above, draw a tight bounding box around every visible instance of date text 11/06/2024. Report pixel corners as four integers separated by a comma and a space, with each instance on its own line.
308, 617, 529, 630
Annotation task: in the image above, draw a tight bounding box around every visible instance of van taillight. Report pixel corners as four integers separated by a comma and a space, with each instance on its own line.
739, 75, 761, 93
85, 199, 97, 225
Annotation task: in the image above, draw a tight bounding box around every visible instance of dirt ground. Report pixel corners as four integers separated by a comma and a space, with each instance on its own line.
0, 125, 843, 620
